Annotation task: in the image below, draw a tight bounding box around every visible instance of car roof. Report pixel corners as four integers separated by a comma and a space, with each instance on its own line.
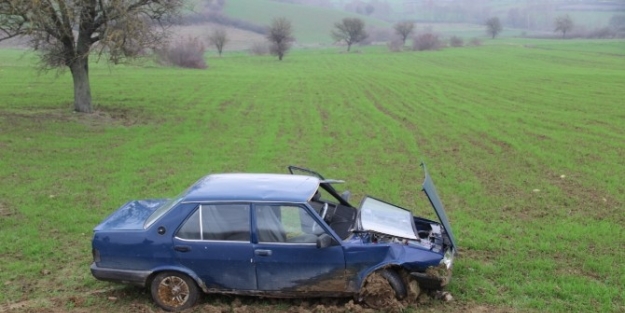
182, 173, 320, 203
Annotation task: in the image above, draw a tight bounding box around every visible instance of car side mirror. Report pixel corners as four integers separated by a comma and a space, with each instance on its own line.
317, 233, 333, 249
341, 190, 351, 201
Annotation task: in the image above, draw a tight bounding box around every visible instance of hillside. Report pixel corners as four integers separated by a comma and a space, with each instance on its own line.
223, 0, 390, 45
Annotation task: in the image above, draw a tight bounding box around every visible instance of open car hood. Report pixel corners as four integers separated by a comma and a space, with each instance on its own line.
421, 165, 457, 248
357, 164, 457, 248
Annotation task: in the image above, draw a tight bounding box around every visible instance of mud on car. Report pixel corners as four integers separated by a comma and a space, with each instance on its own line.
91, 165, 456, 311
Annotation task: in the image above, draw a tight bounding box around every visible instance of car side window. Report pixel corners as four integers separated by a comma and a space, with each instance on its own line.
176, 204, 250, 241
255, 205, 326, 243
177, 208, 201, 240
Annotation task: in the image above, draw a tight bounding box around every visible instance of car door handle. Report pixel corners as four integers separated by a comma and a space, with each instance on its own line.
254, 249, 272, 256
174, 245, 191, 252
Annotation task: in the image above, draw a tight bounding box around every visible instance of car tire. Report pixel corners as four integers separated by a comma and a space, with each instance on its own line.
150, 271, 199, 312
360, 268, 407, 309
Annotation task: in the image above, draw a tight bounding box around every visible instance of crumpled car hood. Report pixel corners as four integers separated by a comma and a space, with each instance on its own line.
358, 197, 418, 240
357, 165, 456, 249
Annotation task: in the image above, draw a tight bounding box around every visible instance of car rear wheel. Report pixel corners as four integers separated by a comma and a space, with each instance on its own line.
360, 268, 407, 309
150, 271, 199, 312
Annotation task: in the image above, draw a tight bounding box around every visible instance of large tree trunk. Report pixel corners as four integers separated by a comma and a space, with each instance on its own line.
70, 57, 92, 113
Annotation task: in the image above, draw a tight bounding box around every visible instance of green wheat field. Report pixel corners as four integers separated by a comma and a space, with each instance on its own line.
0, 39, 623, 312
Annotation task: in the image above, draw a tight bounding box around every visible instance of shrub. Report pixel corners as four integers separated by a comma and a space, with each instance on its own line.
155, 36, 207, 69
249, 42, 269, 56
468, 37, 482, 46
449, 36, 464, 47
583, 27, 616, 39
412, 33, 443, 51
387, 39, 403, 52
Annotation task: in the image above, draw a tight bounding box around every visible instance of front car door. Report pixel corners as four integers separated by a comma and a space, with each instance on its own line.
252, 203, 347, 294
173, 203, 257, 290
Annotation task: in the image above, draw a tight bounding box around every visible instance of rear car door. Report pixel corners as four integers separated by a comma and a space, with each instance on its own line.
252, 204, 347, 293
173, 203, 257, 290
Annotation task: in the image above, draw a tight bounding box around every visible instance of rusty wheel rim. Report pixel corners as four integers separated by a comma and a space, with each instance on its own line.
157, 276, 190, 308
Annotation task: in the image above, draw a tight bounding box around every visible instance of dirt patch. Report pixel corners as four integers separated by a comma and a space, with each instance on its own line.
0, 107, 147, 129
359, 272, 405, 313
425, 264, 452, 287
0, 289, 472, 313
0, 203, 16, 218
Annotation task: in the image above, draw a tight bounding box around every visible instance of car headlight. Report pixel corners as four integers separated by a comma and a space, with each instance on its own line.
440, 248, 454, 269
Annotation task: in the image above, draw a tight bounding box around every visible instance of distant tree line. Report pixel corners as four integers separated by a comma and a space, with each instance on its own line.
483, 12, 623, 40
268, 0, 622, 34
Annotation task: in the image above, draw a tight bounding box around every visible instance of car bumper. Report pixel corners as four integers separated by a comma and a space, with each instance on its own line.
90, 263, 151, 287
410, 266, 452, 290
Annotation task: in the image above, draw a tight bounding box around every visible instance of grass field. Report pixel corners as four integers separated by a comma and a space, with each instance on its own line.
0, 39, 624, 312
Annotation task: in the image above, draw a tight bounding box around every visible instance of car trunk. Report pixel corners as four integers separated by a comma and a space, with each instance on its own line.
94, 199, 168, 231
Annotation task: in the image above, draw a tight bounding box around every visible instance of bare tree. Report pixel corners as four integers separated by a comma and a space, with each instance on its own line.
266, 17, 294, 61
332, 18, 368, 52
0, 0, 182, 113
394, 21, 415, 46
485, 17, 503, 39
208, 28, 228, 56
554, 14, 574, 39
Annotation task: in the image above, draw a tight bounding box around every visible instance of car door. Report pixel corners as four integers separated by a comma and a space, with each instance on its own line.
252, 203, 346, 293
173, 203, 257, 290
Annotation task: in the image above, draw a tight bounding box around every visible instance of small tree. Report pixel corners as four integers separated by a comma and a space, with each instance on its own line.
208, 28, 228, 56
394, 21, 415, 46
0, 0, 182, 113
555, 15, 574, 39
485, 17, 503, 39
332, 18, 368, 52
266, 17, 295, 61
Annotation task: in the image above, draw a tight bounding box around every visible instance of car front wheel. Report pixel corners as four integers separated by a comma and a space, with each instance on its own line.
150, 271, 199, 312
360, 268, 407, 309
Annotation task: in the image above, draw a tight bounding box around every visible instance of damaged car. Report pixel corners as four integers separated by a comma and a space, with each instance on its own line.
91, 164, 456, 311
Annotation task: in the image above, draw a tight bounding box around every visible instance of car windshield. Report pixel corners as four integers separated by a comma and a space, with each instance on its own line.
358, 197, 418, 240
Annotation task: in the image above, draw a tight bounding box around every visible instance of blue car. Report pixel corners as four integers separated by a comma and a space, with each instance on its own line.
91, 165, 456, 311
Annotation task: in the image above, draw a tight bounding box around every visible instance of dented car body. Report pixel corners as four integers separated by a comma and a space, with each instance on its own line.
91, 165, 456, 311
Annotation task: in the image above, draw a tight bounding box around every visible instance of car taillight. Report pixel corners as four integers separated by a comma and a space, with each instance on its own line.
92, 248, 101, 263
